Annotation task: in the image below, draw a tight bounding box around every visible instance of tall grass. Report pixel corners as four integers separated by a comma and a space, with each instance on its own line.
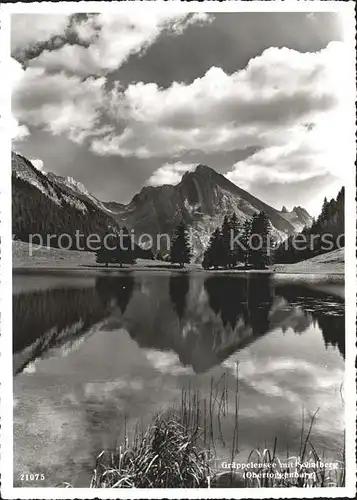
241, 433, 345, 488
90, 416, 211, 488
88, 368, 344, 488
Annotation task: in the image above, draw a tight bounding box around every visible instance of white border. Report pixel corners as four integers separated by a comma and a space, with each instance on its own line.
0, 2, 14, 499
1, 0, 356, 14
1, 1, 356, 499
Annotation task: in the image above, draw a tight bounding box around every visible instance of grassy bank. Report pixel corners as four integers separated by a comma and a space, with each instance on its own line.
13, 241, 344, 275
12, 241, 203, 272
86, 371, 344, 489
272, 248, 344, 275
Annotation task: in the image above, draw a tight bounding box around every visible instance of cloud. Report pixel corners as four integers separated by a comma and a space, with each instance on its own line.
147, 162, 196, 186
89, 41, 351, 214
12, 66, 107, 143
10, 56, 25, 88
30, 158, 44, 172
27, 13, 213, 76
11, 13, 213, 144
171, 12, 214, 34
10, 58, 30, 141
11, 14, 70, 53
10, 116, 30, 141
224, 75, 351, 216
12, 33, 352, 209
225, 116, 341, 188
91, 41, 349, 166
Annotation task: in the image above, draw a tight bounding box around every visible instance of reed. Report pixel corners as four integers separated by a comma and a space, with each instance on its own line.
90, 414, 212, 488
88, 372, 344, 488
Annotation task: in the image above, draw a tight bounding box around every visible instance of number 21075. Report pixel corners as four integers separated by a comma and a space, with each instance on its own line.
20, 473, 45, 481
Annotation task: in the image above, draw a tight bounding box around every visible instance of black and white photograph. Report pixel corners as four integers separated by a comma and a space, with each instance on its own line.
1, 1, 356, 498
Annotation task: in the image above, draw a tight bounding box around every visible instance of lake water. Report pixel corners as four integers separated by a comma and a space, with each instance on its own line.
13, 270, 345, 487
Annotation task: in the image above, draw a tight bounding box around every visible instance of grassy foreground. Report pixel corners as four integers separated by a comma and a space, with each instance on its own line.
85, 372, 344, 489
13, 240, 344, 274
90, 416, 210, 488
272, 248, 344, 275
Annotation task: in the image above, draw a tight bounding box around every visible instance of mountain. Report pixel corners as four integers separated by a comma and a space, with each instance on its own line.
12, 152, 120, 248
101, 201, 126, 214
46, 172, 126, 216
274, 188, 344, 264
278, 205, 313, 232
12, 152, 85, 212
108, 165, 307, 260
12, 153, 311, 260
46, 172, 119, 216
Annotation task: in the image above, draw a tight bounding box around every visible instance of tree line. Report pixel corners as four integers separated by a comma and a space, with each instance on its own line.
151, 212, 273, 270
274, 187, 344, 264
95, 212, 273, 269
14, 164, 344, 269
163, 187, 344, 270
96, 229, 138, 267
13, 175, 121, 249
13, 175, 153, 259
96, 222, 192, 268
95, 228, 156, 267
202, 211, 272, 269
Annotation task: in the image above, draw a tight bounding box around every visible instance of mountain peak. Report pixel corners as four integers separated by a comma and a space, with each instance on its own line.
12, 151, 304, 263
181, 164, 223, 186
194, 164, 223, 179
65, 176, 89, 195
279, 204, 313, 231
180, 165, 215, 181
293, 205, 309, 215
195, 164, 213, 173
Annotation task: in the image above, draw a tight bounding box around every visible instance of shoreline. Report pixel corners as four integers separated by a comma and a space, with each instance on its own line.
12, 265, 344, 274
12, 266, 345, 282
12, 241, 345, 278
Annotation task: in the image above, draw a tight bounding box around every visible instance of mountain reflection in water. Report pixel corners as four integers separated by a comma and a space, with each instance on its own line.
13, 273, 345, 376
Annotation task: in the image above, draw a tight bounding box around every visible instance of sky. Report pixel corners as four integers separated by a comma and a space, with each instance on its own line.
10, 10, 354, 216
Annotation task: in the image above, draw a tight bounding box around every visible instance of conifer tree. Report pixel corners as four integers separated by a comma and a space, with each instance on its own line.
241, 218, 252, 267
96, 233, 117, 267
229, 212, 242, 267
221, 215, 231, 269
116, 227, 136, 267
170, 222, 192, 268
249, 211, 271, 269
319, 197, 329, 224
202, 228, 225, 269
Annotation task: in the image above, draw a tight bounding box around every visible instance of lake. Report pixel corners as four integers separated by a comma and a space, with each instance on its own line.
12, 270, 345, 487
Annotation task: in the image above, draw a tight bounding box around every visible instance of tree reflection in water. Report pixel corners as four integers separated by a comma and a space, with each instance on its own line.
13, 274, 344, 377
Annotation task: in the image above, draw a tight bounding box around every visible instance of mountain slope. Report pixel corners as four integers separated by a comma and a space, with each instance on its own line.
12, 152, 120, 248
46, 172, 121, 216
13, 153, 311, 260
274, 187, 344, 264
278, 205, 312, 232
119, 165, 295, 232
101, 201, 126, 214
111, 165, 301, 260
